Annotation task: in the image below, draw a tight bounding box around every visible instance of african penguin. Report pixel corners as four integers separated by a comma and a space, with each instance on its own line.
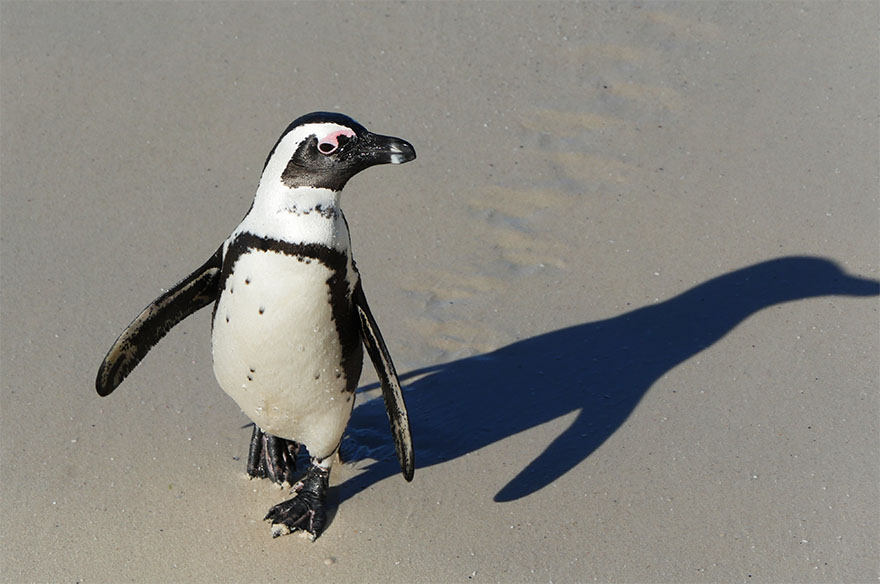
96, 112, 416, 539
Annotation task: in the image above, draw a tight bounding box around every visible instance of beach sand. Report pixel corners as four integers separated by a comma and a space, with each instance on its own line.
2, 2, 878, 582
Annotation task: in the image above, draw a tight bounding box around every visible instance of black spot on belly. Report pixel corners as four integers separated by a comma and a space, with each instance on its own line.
245, 278, 251, 285
258, 306, 265, 315
225, 315, 230, 323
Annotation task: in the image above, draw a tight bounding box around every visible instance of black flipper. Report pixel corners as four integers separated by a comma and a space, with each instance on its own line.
353, 280, 415, 481
95, 246, 224, 396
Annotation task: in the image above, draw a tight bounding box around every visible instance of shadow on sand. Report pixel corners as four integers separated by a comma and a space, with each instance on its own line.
339, 256, 878, 504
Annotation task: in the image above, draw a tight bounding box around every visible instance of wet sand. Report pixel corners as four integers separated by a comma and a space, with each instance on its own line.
2, 2, 878, 582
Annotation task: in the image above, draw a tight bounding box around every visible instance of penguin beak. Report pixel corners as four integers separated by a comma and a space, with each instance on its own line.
360, 133, 416, 166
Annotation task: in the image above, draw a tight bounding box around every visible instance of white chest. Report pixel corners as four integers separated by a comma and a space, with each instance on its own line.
211, 248, 358, 457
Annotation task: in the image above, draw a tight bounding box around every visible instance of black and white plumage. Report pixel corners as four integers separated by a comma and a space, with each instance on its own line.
96, 112, 416, 539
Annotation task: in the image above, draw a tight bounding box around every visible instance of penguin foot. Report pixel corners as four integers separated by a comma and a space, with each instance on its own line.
264, 464, 330, 540
246, 425, 300, 486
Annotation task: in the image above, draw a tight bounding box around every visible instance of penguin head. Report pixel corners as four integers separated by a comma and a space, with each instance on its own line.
261, 112, 416, 192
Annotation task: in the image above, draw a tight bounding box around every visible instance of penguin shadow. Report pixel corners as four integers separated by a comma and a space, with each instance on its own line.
338, 256, 879, 504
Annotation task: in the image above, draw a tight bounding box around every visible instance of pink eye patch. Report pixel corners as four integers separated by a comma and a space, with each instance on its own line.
317, 129, 356, 155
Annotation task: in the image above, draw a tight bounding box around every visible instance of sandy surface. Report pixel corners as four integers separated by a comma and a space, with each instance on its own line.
2, 2, 878, 582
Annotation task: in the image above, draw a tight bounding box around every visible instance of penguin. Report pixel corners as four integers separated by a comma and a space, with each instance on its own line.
96, 112, 416, 539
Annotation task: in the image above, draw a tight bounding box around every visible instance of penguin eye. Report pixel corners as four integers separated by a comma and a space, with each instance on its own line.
316, 130, 355, 156
317, 140, 338, 155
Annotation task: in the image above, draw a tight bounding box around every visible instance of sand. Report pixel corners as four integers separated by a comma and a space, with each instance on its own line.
2, 2, 878, 582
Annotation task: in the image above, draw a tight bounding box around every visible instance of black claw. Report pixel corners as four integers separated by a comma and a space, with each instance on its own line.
264, 464, 330, 539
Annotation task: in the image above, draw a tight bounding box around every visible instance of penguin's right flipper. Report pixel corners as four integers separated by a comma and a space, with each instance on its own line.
95, 246, 223, 397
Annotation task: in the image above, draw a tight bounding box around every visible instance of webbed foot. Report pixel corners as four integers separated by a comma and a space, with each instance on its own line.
264, 464, 330, 540
246, 425, 299, 486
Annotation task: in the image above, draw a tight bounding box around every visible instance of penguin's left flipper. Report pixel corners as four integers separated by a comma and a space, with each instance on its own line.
353, 281, 415, 482
95, 246, 224, 397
